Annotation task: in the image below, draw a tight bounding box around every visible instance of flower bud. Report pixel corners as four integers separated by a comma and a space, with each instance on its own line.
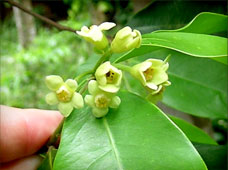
76, 22, 116, 50
95, 62, 122, 93
45, 75, 84, 117
111, 26, 142, 53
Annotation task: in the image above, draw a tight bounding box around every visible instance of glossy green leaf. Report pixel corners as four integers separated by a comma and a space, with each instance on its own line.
142, 32, 227, 58
169, 115, 217, 145
135, 49, 227, 119
115, 12, 228, 64
128, 1, 226, 34
193, 143, 227, 170
113, 46, 159, 63
211, 56, 227, 65
154, 12, 228, 35
53, 91, 207, 170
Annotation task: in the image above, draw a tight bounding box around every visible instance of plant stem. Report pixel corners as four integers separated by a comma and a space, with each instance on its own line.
3, 0, 76, 33
78, 76, 94, 92
93, 49, 112, 72
113, 63, 131, 72
75, 70, 93, 82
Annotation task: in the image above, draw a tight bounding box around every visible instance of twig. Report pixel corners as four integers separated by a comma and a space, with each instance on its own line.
3, 0, 77, 33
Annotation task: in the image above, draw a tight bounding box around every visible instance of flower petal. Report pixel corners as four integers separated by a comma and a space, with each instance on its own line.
133, 30, 142, 48
71, 92, 84, 109
163, 80, 171, 86
92, 107, 109, 118
88, 80, 99, 95
95, 61, 111, 76
99, 22, 116, 30
109, 96, 121, 108
146, 59, 164, 68
89, 25, 103, 41
58, 102, 73, 117
151, 85, 163, 95
45, 75, 63, 91
84, 95, 95, 107
139, 62, 152, 72
152, 69, 168, 85
65, 79, 78, 91
115, 70, 123, 87
146, 82, 158, 90
162, 62, 169, 71
45, 92, 58, 105
98, 84, 119, 93
116, 26, 132, 39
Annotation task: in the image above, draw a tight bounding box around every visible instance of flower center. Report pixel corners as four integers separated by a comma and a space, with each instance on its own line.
56, 86, 73, 102
106, 70, 116, 84
95, 94, 109, 108
143, 68, 153, 81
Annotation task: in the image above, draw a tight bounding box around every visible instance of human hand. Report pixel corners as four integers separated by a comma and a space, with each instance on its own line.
0, 105, 63, 170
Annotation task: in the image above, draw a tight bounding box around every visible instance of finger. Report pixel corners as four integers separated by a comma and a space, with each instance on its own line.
0, 105, 63, 163
0, 155, 42, 170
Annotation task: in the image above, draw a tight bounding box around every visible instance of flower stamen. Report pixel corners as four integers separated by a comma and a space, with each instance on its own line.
56, 86, 72, 102
95, 94, 109, 108
143, 68, 153, 81
106, 70, 116, 84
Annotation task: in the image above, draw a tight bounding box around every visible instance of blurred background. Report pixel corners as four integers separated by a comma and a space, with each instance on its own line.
0, 0, 227, 145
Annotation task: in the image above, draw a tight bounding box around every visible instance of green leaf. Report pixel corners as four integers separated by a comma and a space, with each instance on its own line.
154, 12, 228, 35
128, 1, 226, 34
53, 91, 207, 170
211, 56, 227, 65
142, 32, 227, 58
115, 12, 228, 64
193, 143, 227, 170
135, 49, 227, 119
169, 115, 217, 145
113, 46, 159, 63
38, 146, 57, 170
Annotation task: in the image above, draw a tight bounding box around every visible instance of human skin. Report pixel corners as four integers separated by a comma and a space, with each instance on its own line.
0, 105, 63, 170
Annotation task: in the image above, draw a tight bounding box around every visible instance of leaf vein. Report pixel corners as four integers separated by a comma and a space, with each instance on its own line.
103, 117, 123, 170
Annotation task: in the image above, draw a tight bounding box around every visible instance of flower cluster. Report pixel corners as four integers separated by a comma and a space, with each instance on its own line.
85, 62, 122, 118
44, 22, 170, 118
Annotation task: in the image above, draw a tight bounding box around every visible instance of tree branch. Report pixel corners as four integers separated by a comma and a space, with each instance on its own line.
3, 0, 77, 33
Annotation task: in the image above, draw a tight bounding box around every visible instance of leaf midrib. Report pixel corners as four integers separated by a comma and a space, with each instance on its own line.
103, 117, 123, 170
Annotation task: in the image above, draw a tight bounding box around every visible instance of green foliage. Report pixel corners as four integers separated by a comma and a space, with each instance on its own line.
38, 147, 57, 170
54, 91, 207, 170
193, 143, 227, 170
113, 12, 227, 119
143, 32, 227, 58
169, 115, 217, 145
127, 1, 226, 34
2, 1, 227, 169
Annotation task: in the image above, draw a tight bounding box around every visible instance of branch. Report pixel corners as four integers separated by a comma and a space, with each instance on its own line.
3, 0, 77, 33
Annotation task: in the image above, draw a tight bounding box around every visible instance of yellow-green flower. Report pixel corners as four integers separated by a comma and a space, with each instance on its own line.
95, 61, 122, 93
111, 26, 142, 53
76, 22, 116, 50
130, 58, 170, 93
85, 80, 121, 118
45, 75, 84, 117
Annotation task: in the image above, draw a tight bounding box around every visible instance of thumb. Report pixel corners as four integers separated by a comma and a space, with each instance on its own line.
0, 105, 63, 163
